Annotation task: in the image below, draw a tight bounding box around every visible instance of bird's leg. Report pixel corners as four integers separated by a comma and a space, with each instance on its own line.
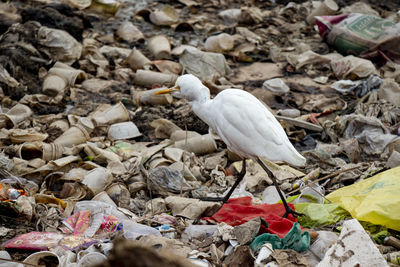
256, 158, 303, 218
200, 159, 246, 203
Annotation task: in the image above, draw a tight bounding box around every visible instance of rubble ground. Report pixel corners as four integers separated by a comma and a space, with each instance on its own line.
0, 0, 400, 266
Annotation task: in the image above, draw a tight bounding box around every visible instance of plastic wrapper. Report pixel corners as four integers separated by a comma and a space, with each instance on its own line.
316, 13, 400, 61
294, 203, 349, 228
327, 167, 400, 231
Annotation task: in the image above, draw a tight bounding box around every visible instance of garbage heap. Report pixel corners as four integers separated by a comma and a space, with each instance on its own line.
0, 0, 400, 266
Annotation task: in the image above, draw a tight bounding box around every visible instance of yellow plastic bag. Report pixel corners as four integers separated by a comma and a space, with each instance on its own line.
327, 166, 400, 231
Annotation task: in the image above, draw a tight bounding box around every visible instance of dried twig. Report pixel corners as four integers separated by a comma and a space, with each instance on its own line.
288, 165, 362, 195
180, 125, 188, 196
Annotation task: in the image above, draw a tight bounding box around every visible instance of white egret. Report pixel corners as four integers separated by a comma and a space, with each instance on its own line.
156, 74, 306, 217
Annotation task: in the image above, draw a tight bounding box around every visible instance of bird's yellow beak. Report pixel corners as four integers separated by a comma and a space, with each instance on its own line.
155, 85, 180, 95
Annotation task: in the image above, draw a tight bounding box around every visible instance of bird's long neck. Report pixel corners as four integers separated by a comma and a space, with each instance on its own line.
191, 87, 213, 126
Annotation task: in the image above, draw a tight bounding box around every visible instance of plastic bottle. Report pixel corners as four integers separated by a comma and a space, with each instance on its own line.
121, 219, 161, 240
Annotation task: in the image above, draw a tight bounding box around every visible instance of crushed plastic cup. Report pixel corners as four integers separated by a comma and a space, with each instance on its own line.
116, 21, 144, 43
23, 251, 60, 266
82, 168, 112, 195
133, 88, 174, 106
134, 70, 178, 88
107, 121, 141, 140
173, 133, 217, 155
48, 61, 87, 86
42, 74, 68, 96
125, 47, 151, 71
92, 102, 130, 126
0, 103, 33, 128
204, 33, 234, 53
147, 35, 171, 59
53, 124, 90, 147
18, 141, 64, 161
306, 0, 339, 25
262, 78, 290, 95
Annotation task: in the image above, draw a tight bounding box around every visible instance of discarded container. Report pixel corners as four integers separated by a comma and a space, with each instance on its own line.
149, 6, 179, 26
48, 62, 87, 86
18, 142, 64, 161
42, 74, 68, 96
262, 78, 290, 95
204, 33, 234, 53
306, 0, 338, 25
107, 121, 141, 140
116, 21, 144, 43
147, 35, 171, 59
92, 102, 130, 126
53, 125, 90, 147
134, 70, 177, 88
133, 88, 174, 106
255, 243, 274, 267
0, 104, 33, 128
23, 251, 60, 265
125, 48, 151, 71
82, 168, 112, 195
173, 134, 217, 155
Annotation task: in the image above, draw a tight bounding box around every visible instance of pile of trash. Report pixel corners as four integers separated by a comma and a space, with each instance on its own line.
0, 0, 400, 266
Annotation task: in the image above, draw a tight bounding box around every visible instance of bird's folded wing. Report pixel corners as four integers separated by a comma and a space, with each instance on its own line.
211, 89, 286, 147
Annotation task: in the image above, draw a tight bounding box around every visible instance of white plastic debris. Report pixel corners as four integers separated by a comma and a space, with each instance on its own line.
317, 219, 388, 267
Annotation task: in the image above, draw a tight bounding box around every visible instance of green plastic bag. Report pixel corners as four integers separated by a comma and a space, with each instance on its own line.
327, 166, 400, 231
250, 222, 310, 252
294, 203, 349, 228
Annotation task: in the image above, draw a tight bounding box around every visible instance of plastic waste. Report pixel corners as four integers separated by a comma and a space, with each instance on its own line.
122, 219, 161, 240
302, 231, 338, 265
181, 225, 217, 242
107, 121, 141, 140
306, 0, 338, 25
316, 13, 400, 61
262, 186, 282, 204
262, 78, 289, 95
250, 222, 310, 252
204, 33, 234, 53
254, 243, 274, 267
327, 166, 400, 231
331, 75, 382, 97
317, 219, 387, 267
294, 203, 349, 228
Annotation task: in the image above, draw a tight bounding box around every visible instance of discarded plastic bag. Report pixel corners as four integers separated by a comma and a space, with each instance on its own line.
294, 203, 349, 228
316, 13, 400, 61
331, 75, 382, 97
250, 222, 310, 252
327, 167, 400, 231
179, 47, 231, 81
202, 197, 298, 238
